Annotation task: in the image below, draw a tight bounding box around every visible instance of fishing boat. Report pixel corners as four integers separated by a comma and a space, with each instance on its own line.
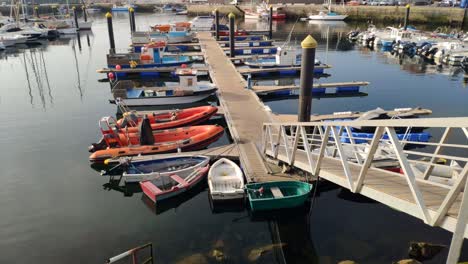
107, 155, 210, 183
208, 158, 245, 200
140, 164, 209, 203
245, 181, 312, 211
107, 41, 194, 69
88, 117, 224, 163
110, 69, 216, 106
116, 105, 218, 131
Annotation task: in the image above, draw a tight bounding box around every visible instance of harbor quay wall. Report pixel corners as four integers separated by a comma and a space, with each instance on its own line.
186, 4, 466, 26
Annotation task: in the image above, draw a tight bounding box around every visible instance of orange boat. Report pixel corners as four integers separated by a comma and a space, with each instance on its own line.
88, 117, 224, 163
116, 106, 218, 132
151, 24, 171, 33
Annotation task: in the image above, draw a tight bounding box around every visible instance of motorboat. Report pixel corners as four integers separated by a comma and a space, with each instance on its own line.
110, 69, 217, 106
88, 116, 224, 163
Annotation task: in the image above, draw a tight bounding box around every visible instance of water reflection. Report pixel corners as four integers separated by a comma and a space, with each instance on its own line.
21, 49, 54, 109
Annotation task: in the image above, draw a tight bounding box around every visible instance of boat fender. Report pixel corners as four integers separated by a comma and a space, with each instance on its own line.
139, 115, 154, 145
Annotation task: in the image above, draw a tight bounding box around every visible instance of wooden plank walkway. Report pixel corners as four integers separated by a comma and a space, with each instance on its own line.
273, 108, 433, 122
265, 147, 464, 235
252, 81, 370, 93
238, 65, 331, 75
198, 32, 275, 183
222, 45, 277, 51
96, 66, 209, 74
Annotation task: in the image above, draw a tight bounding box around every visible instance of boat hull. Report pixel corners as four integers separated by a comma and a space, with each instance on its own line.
308, 15, 348, 21
114, 89, 216, 107
246, 181, 312, 211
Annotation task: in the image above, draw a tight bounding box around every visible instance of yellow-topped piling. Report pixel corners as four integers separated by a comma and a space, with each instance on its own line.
301, 35, 317, 49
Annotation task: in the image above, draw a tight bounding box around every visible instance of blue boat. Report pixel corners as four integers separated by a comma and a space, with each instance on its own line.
111, 4, 135, 12
107, 42, 194, 69
340, 132, 431, 144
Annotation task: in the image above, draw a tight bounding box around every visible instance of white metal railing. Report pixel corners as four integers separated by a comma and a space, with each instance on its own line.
262, 117, 468, 264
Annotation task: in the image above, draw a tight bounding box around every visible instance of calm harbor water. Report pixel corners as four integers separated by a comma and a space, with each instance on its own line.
0, 13, 467, 263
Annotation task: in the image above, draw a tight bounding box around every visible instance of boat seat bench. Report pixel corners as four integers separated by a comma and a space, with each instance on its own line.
270, 187, 284, 198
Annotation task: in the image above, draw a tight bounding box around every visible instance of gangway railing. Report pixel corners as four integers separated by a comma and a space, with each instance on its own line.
262, 117, 468, 264
106, 242, 154, 264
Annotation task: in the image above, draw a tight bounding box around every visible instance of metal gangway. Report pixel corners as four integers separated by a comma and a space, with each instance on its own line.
261, 117, 468, 264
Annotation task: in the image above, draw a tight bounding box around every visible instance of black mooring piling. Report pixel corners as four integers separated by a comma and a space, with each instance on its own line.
269, 6, 273, 40
129, 7, 136, 32
229, 13, 235, 58
404, 4, 410, 31
215, 9, 220, 41
73, 7, 79, 31
106, 12, 116, 53
298, 35, 317, 122
82, 5, 87, 22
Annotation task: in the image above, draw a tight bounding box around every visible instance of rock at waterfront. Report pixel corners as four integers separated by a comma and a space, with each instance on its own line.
175, 253, 209, 264
408, 241, 446, 261
247, 243, 287, 262
211, 249, 226, 262
393, 259, 422, 264
338, 260, 359, 264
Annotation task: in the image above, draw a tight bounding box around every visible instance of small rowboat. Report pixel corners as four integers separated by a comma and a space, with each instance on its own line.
245, 181, 312, 211
116, 155, 209, 183
116, 106, 218, 132
140, 164, 210, 203
208, 158, 244, 200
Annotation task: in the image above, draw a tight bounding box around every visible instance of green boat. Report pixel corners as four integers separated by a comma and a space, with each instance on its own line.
245, 181, 313, 211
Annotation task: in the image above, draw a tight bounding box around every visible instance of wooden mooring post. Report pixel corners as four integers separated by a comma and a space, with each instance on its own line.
229, 13, 235, 58
106, 12, 116, 53
34, 6, 39, 18
298, 35, 317, 122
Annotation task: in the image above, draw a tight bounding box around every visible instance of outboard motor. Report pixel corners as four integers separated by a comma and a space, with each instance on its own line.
139, 115, 154, 145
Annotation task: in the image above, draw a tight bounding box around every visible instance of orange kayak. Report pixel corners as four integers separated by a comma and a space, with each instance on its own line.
116, 106, 218, 132
88, 124, 224, 163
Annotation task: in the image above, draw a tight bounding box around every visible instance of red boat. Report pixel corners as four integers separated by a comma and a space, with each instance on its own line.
88, 117, 224, 163
116, 106, 218, 132
217, 30, 249, 37
272, 13, 286, 20
140, 164, 209, 203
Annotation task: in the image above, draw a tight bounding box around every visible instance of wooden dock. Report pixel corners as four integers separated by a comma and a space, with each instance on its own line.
96, 66, 209, 74
252, 81, 370, 94
273, 108, 433, 122
238, 65, 331, 75
198, 32, 276, 183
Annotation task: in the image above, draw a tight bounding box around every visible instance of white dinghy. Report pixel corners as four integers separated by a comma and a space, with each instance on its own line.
208, 158, 244, 200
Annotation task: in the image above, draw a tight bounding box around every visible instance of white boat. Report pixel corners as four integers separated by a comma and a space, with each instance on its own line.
86, 8, 101, 13
78, 20, 93, 30
190, 16, 214, 31
244, 11, 262, 20
208, 158, 245, 200
111, 69, 217, 107
308, 0, 347, 21
308, 12, 347, 21
0, 34, 27, 46
113, 155, 210, 183
0, 42, 5, 49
